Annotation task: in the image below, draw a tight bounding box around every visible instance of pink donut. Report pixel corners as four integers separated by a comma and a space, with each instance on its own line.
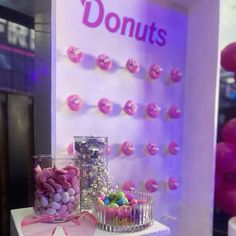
98, 98, 113, 114
121, 141, 135, 156
67, 46, 84, 64
168, 177, 179, 190
146, 102, 161, 118
145, 179, 158, 193
168, 141, 180, 155
168, 105, 181, 119
66, 94, 83, 111
126, 58, 140, 73
147, 143, 159, 156
123, 100, 137, 116
123, 180, 135, 191
170, 68, 182, 83
96, 54, 112, 70
149, 64, 163, 80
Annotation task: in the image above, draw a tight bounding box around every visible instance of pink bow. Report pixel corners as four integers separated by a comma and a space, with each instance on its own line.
21, 211, 97, 236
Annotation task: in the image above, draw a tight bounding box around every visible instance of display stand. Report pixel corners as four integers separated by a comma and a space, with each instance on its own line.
10, 208, 170, 236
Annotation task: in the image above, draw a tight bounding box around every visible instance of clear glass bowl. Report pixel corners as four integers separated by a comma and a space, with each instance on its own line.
95, 192, 153, 232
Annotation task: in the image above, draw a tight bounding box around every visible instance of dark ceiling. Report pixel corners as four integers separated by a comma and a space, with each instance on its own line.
0, 0, 35, 17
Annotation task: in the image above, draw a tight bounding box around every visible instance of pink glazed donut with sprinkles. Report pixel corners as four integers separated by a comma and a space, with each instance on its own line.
122, 180, 136, 192
123, 100, 138, 116
98, 98, 113, 114
145, 179, 158, 193
149, 64, 163, 80
66, 94, 83, 111
126, 58, 140, 74
146, 102, 161, 118
168, 141, 180, 155
96, 54, 112, 71
168, 177, 179, 190
121, 141, 135, 156
170, 68, 182, 83
67, 46, 84, 64
146, 143, 159, 156
168, 105, 181, 119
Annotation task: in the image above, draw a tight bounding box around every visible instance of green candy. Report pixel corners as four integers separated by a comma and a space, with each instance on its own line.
124, 197, 129, 204
108, 192, 116, 201
116, 191, 125, 199
109, 203, 119, 208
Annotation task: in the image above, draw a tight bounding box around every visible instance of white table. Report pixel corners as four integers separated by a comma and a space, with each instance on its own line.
11, 208, 170, 236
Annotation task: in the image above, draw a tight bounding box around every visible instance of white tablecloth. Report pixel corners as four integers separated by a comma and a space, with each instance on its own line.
10, 207, 170, 236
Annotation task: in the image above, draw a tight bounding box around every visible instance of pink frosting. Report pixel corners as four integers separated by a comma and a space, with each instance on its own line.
168, 141, 180, 155
170, 68, 182, 83
149, 64, 163, 79
123, 100, 138, 116
121, 141, 135, 156
146, 102, 161, 118
147, 143, 159, 156
122, 180, 136, 191
145, 179, 158, 193
168, 177, 179, 190
98, 98, 113, 114
67, 46, 84, 64
66, 95, 83, 111
96, 54, 112, 70
168, 105, 181, 119
125, 58, 140, 73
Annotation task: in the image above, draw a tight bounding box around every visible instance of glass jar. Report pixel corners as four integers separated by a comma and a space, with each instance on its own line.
74, 136, 112, 210
33, 155, 80, 221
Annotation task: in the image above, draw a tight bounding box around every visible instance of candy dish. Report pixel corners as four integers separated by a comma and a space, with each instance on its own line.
95, 191, 153, 232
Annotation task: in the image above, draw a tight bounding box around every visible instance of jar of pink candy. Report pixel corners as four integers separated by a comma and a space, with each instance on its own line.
33, 155, 80, 221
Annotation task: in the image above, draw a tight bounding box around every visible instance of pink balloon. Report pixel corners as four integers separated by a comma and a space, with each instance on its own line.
221, 42, 236, 80
222, 119, 236, 146
215, 142, 236, 174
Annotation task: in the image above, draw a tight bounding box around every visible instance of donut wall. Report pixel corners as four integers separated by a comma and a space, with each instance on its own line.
50, 0, 220, 235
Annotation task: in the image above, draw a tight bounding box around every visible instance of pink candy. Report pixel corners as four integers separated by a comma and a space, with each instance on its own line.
123, 100, 137, 116
96, 54, 112, 71
168, 105, 181, 119
121, 141, 135, 156
168, 141, 180, 155
126, 58, 140, 74
98, 98, 113, 114
146, 143, 159, 156
170, 68, 182, 83
34, 164, 80, 218
67, 46, 84, 64
149, 64, 163, 80
66, 94, 83, 111
145, 179, 158, 193
146, 102, 161, 118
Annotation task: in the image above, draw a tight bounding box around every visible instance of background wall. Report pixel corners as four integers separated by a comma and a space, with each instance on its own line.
52, 0, 187, 234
